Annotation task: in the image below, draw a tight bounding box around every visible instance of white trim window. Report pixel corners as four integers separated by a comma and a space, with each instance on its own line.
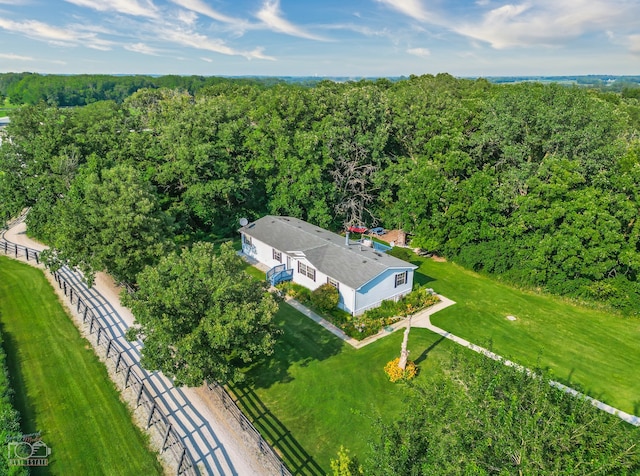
394, 271, 408, 288
327, 277, 339, 290
298, 262, 316, 281
272, 249, 282, 263
243, 234, 252, 246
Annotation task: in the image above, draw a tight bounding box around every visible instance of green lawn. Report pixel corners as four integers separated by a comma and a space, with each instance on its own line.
235, 252, 640, 474
0, 257, 163, 475
236, 302, 455, 474
413, 255, 640, 415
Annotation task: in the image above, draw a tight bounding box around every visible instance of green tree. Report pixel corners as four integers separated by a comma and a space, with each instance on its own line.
46, 163, 173, 285
123, 242, 279, 386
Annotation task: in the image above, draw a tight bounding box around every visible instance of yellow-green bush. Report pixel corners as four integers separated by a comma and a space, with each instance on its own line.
384, 358, 417, 383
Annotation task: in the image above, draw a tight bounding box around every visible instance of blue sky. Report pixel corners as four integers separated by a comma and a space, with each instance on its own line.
0, 0, 638, 77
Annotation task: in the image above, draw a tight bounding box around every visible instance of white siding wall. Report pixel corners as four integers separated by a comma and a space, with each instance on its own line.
241, 233, 284, 269
354, 269, 414, 315
242, 233, 412, 316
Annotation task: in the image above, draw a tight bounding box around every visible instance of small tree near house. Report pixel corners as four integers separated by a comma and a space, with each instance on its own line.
384, 305, 417, 382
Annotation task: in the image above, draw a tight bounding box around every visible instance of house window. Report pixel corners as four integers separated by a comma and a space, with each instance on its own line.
395, 271, 408, 288
327, 277, 339, 290
298, 262, 316, 281
243, 234, 252, 246
272, 249, 282, 263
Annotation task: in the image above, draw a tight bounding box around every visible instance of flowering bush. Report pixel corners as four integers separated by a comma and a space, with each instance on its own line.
384, 358, 417, 383
311, 283, 340, 312
276, 282, 311, 304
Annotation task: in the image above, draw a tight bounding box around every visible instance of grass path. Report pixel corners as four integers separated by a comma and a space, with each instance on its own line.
0, 257, 163, 475
413, 256, 640, 415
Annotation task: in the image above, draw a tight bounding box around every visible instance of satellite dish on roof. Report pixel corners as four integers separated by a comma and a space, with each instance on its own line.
239, 217, 249, 227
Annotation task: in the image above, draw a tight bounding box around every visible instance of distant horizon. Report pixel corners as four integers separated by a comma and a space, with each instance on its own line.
0, 1, 638, 77
3, 72, 639, 82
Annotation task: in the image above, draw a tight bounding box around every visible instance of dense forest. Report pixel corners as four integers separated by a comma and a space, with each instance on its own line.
1, 74, 640, 314
0, 72, 286, 107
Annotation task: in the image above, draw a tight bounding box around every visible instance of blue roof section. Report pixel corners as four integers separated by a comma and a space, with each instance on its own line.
239, 216, 417, 289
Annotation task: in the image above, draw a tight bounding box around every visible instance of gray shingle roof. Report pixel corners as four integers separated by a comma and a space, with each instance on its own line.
239, 216, 417, 289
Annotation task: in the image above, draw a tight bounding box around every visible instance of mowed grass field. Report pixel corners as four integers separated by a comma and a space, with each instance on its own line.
235, 302, 457, 474
236, 252, 640, 473
414, 256, 640, 415
0, 257, 162, 475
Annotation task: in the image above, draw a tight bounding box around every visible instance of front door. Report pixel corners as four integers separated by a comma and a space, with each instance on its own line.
286, 255, 291, 270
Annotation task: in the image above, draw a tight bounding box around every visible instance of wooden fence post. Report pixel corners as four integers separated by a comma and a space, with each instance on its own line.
162, 424, 172, 451
124, 365, 133, 388
146, 403, 157, 428
136, 383, 145, 406
177, 449, 186, 475
115, 351, 122, 372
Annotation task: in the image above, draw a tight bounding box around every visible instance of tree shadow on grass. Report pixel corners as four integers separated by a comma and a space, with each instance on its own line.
554, 369, 611, 408
245, 301, 346, 389
414, 335, 446, 365
228, 382, 325, 476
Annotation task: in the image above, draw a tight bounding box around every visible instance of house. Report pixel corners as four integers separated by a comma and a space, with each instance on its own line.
0, 117, 9, 146
239, 216, 418, 316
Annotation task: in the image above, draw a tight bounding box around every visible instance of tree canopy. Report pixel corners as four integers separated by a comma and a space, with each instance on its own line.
2, 74, 640, 313
122, 242, 279, 386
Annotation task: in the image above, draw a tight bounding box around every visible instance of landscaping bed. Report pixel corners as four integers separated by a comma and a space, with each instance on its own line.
276, 282, 440, 339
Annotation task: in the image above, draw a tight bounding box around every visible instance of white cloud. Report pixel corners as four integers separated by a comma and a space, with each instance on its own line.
0, 52, 33, 60
176, 9, 198, 26
407, 47, 430, 57
64, 0, 158, 18
125, 42, 160, 55
375, 0, 433, 22
256, 0, 327, 41
169, 0, 243, 25
200, 56, 213, 62
161, 28, 275, 60
453, 1, 633, 49
0, 17, 113, 50
322, 23, 391, 39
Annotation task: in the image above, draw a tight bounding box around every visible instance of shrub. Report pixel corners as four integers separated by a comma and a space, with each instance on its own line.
276, 282, 311, 304
384, 358, 417, 383
311, 284, 340, 312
